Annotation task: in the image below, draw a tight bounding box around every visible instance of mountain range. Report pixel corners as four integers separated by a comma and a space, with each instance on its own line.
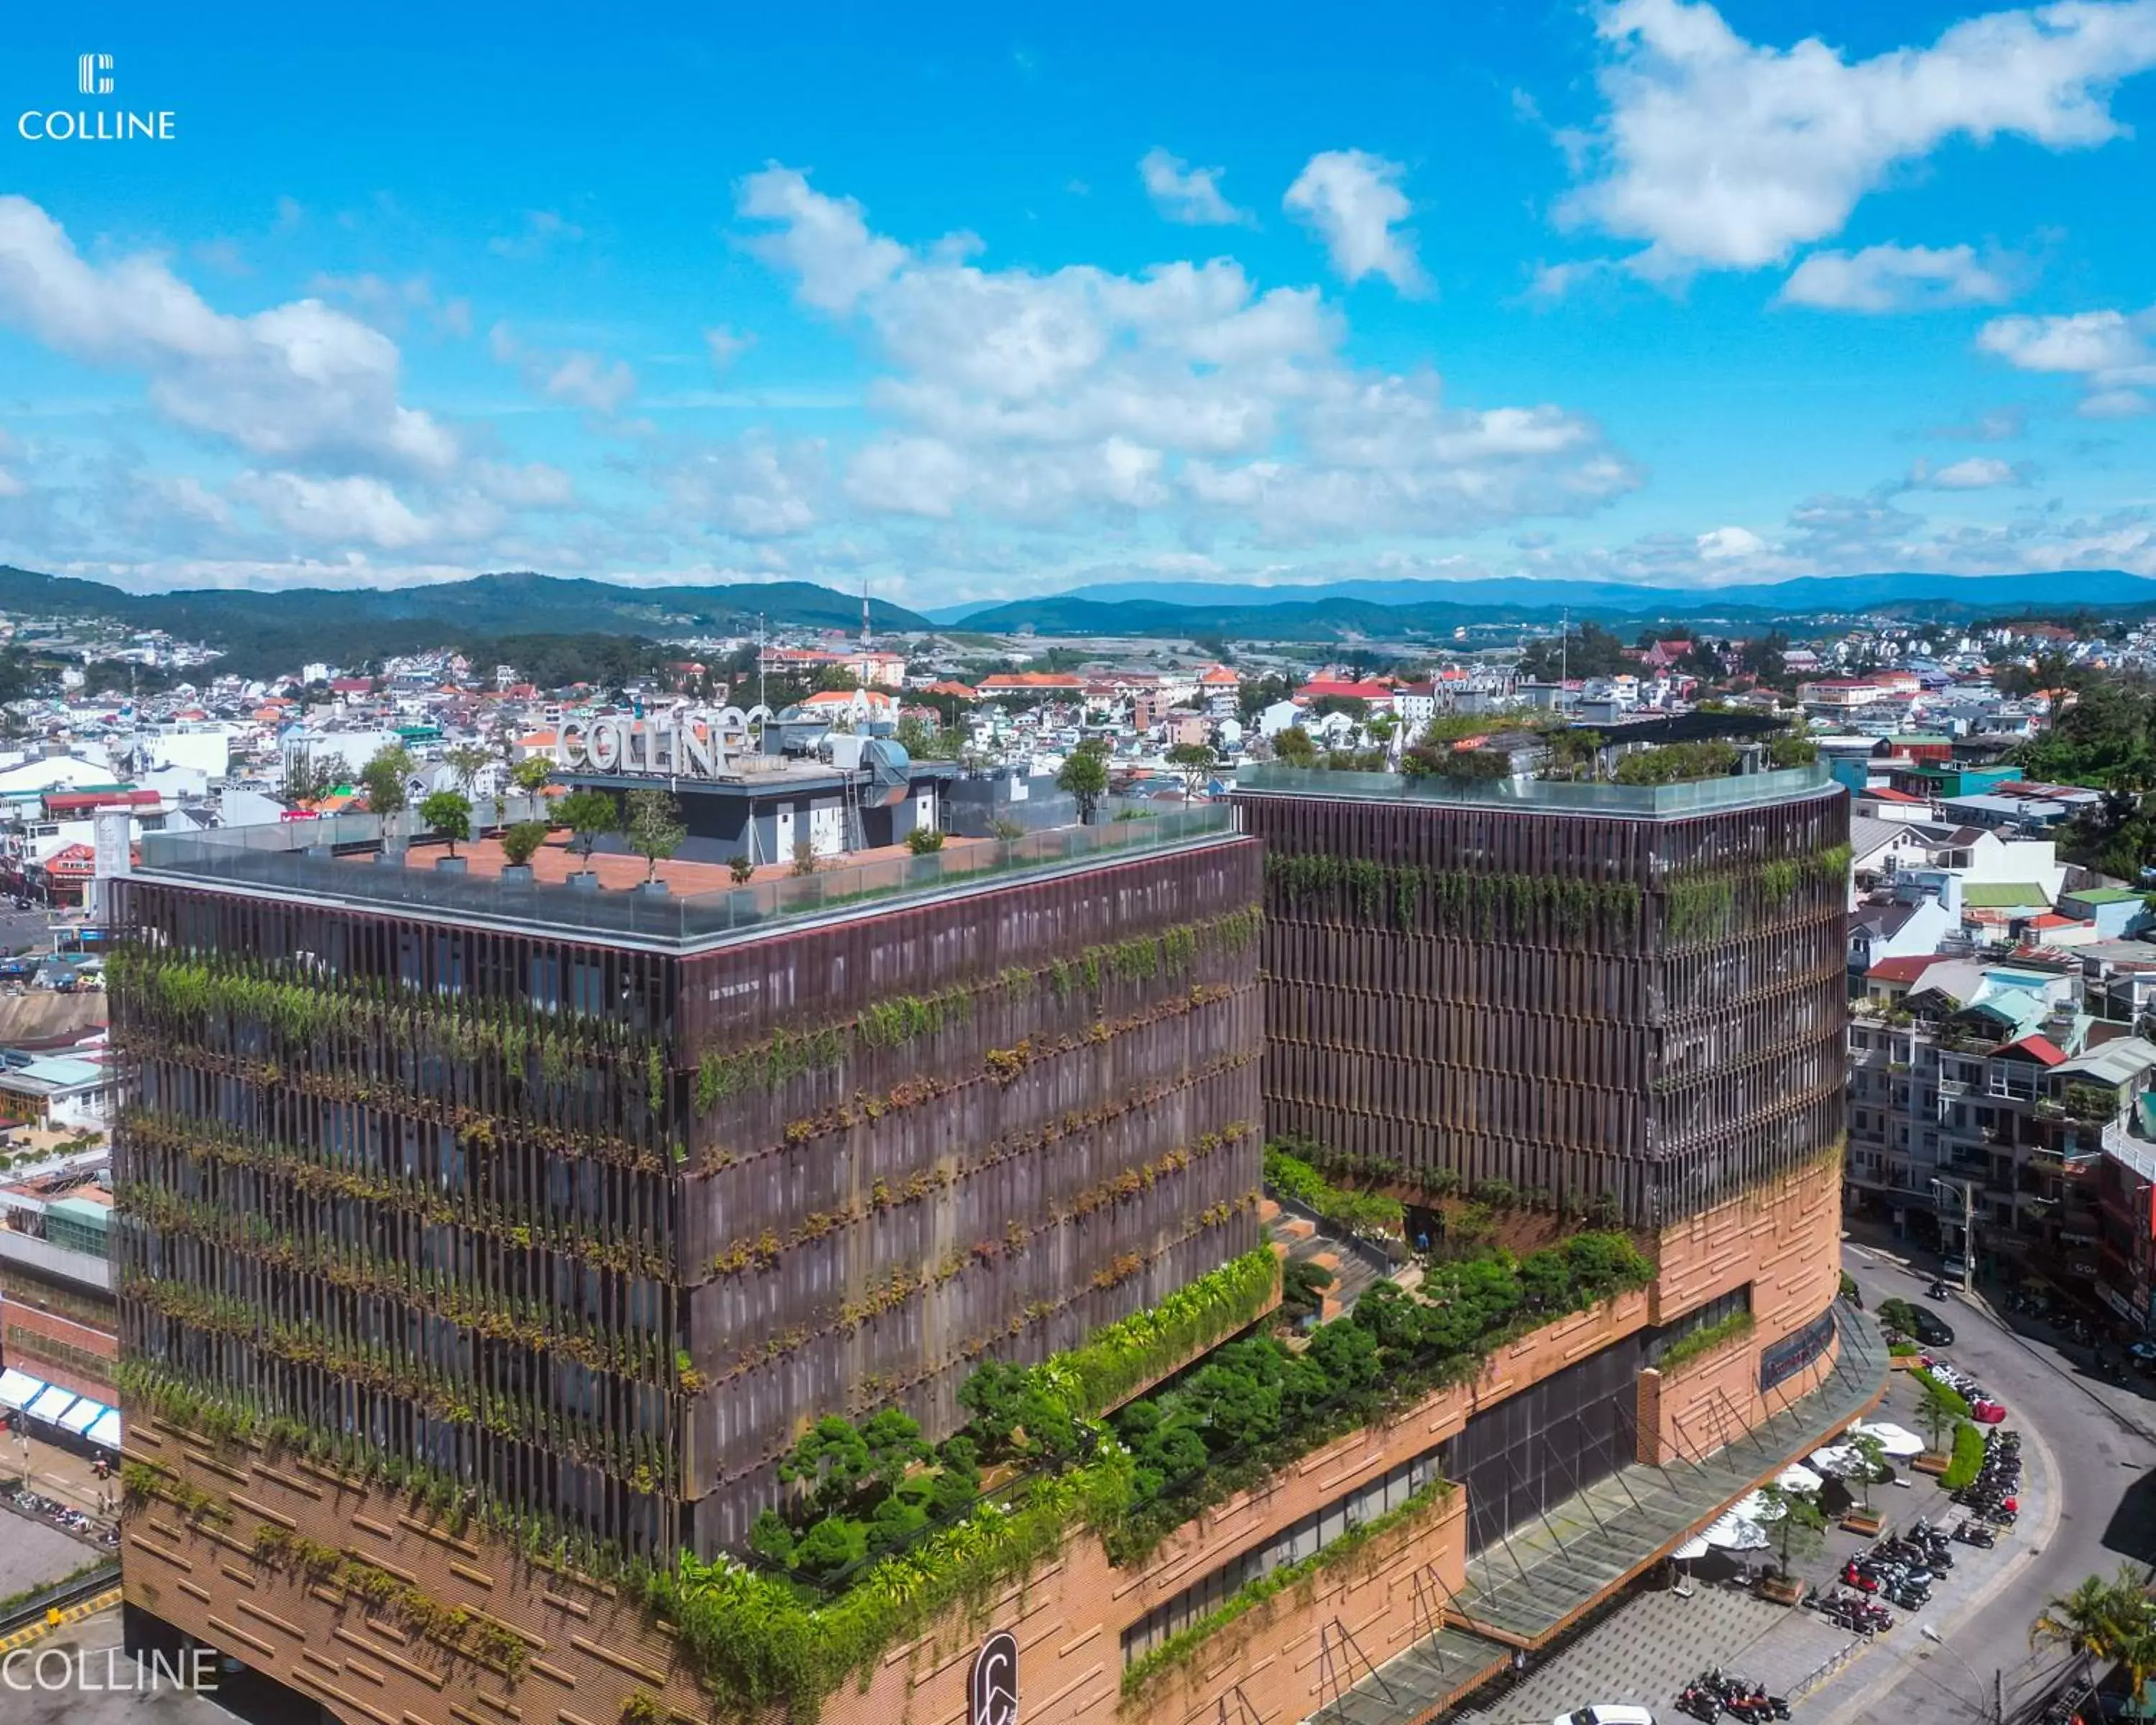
0, 562, 2146, 670
933, 569, 2156, 633
0, 567, 930, 675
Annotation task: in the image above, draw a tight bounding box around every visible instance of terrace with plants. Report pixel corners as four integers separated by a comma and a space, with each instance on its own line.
648, 1223, 1653, 1718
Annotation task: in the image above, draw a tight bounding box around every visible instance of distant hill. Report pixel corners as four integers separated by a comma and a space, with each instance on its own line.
952, 569, 2156, 640
0, 567, 930, 674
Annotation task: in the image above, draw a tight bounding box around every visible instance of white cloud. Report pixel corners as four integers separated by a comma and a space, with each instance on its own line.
704, 325, 754, 373
542, 351, 637, 415
0, 196, 456, 474
1562, 0, 2156, 277
1906, 454, 2024, 489
233, 471, 435, 549
2081, 387, 2152, 418
1138, 148, 1252, 226
1697, 525, 1765, 558
1975, 304, 2156, 413
489, 211, 585, 260
737, 167, 906, 313
1977, 308, 2148, 372
489, 321, 638, 416
660, 437, 822, 537
1282, 151, 1426, 293
737, 167, 1630, 542
0, 468, 25, 500
1777, 244, 2011, 313
471, 460, 576, 508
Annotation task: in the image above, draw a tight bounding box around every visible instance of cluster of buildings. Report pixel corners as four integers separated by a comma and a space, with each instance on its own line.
88, 720, 1865, 1725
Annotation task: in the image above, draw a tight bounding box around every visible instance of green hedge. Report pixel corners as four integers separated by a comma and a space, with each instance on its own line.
1914, 1368, 1972, 1422
1940, 1421, 1986, 1491
1263, 1144, 1404, 1239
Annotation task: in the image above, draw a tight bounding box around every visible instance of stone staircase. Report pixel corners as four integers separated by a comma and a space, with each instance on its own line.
1259, 1196, 1398, 1320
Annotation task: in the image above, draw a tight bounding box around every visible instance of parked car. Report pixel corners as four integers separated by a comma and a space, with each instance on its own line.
1908, 1310, 1955, 1348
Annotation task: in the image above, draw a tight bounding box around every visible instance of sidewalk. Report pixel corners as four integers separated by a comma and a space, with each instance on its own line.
1, 1422, 121, 1527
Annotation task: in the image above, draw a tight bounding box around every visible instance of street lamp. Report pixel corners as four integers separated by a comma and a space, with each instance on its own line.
1930, 1177, 1978, 1294
1919, 1624, 2002, 1724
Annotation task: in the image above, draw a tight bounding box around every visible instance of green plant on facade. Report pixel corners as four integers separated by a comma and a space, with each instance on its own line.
1263, 853, 1644, 947
1655, 1310, 1756, 1375
1118, 1479, 1453, 1701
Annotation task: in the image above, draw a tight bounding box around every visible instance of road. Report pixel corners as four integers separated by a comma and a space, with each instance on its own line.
1821, 1243, 2156, 1725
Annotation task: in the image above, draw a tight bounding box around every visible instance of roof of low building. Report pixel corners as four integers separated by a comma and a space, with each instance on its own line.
1867, 955, 1943, 984
2054, 1037, 2156, 1084
1960, 882, 2052, 908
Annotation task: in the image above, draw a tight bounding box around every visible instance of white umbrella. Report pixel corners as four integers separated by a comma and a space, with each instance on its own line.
1852, 1421, 1924, 1458
1672, 1535, 1713, 1561
1703, 1512, 1771, 1551
1808, 1444, 1864, 1477
1732, 1490, 1784, 1523
1777, 1463, 1825, 1492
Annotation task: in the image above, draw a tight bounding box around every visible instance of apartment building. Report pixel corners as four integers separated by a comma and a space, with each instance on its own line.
1846, 953, 2156, 1297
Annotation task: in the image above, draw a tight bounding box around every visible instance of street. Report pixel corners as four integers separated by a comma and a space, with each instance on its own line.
1820, 1242, 2156, 1724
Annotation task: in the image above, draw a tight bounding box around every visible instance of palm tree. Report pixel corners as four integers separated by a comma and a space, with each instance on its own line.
2032, 1567, 2156, 1702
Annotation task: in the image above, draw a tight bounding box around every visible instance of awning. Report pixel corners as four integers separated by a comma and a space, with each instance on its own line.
0, 1368, 43, 1410
1852, 1420, 1926, 1458
84, 1407, 121, 1448
24, 1385, 77, 1424
57, 1398, 103, 1436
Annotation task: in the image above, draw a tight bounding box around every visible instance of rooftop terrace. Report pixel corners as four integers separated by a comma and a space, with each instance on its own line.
1234, 759, 1835, 817
131, 801, 1239, 949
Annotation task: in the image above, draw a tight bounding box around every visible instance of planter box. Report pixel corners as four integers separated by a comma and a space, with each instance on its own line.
638, 880, 670, 898
1888, 1355, 1921, 1371
1756, 1574, 1805, 1606
434, 856, 468, 875
499, 865, 535, 888
1840, 1510, 1885, 1536
1912, 1453, 1950, 1476
570, 872, 599, 893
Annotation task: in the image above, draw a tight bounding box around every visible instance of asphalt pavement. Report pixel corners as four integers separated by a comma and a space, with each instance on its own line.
1818, 1242, 2156, 1725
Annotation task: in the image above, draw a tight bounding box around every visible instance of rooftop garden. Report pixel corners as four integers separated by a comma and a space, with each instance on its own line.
650, 1227, 1653, 1718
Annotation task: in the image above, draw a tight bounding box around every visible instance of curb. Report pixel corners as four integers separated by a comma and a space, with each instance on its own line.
0, 1586, 123, 1655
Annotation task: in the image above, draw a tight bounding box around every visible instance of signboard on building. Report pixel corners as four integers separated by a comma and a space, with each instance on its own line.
969, 1632, 1017, 1725
555, 707, 773, 778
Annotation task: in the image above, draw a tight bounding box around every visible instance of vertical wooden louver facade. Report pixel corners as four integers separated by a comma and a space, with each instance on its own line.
109, 832, 1263, 1558
1237, 776, 1848, 1229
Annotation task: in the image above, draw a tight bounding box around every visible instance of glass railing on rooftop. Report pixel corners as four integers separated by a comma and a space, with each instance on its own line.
134, 801, 1239, 946
1232, 760, 1834, 815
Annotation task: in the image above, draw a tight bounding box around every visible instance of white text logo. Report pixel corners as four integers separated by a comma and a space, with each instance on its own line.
19, 52, 175, 143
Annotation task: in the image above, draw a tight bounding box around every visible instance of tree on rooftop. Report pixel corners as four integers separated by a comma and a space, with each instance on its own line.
445, 742, 494, 795
1270, 726, 1316, 766
418, 790, 472, 858
624, 788, 687, 882
554, 788, 617, 875
508, 754, 555, 799
1166, 742, 1217, 801
358, 744, 415, 822
499, 820, 550, 869
1058, 740, 1110, 823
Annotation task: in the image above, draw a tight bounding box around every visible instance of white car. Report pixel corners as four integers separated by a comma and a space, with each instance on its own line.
1553, 1708, 1657, 1725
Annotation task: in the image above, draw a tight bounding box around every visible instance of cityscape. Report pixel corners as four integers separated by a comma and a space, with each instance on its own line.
7, 7, 2156, 1725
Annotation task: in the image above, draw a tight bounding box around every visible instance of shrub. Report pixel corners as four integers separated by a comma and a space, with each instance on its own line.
729, 853, 755, 883
499, 819, 550, 868
1940, 1420, 1986, 1491
791, 839, 818, 876
1263, 1142, 1404, 1239
906, 827, 945, 855
1657, 1310, 1756, 1374
420, 790, 474, 855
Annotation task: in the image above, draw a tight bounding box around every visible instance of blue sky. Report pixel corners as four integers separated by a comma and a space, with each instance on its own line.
4, 0, 2156, 606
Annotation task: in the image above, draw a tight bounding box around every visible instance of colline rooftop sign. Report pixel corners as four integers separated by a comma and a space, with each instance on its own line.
555, 707, 773, 778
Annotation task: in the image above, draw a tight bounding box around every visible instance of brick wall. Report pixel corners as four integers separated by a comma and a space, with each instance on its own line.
3, 1299, 116, 1393
1641, 1150, 1844, 1463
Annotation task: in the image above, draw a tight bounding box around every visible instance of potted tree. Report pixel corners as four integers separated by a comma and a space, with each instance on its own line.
1057, 742, 1108, 824
1840, 1431, 1889, 1534
1755, 1481, 1826, 1604
510, 753, 556, 811
499, 819, 550, 888
625, 789, 686, 896
360, 744, 416, 859
555, 789, 618, 891
419, 790, 474, 872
